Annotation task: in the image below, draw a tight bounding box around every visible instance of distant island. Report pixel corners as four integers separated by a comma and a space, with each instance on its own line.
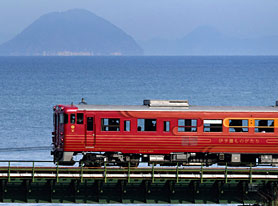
141, 26, 278, 55
0, 9, 143, 56
1, 9, 277, 56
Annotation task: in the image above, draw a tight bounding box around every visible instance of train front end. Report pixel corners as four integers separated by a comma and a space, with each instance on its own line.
51, 105, 76, 165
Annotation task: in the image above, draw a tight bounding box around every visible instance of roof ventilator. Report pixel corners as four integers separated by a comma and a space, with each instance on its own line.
143, 100, 189, 107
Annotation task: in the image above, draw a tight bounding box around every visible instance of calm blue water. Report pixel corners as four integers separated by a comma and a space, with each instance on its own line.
0, 56, 278, 163
0, 56, 277, 205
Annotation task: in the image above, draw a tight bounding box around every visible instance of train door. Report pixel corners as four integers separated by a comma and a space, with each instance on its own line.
85, 114, 95, 147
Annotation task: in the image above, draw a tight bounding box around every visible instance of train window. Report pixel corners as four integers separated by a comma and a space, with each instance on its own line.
87, 117, 94, 131
229, 119, 248, 132
164, 121, 170, 132
70, 114, 75, 124
124, 120, 130, 132
137, 119, 156, 131
178, 119, 197, 132
204, 120, 222, 132
77, 113, 84, 124
101, 118, 120, 131
56, 114, 60, 128
53, 113, 57, 126
255, 120, 274, 133
64, 114, 68, 124
59, 114, 64, 124
56, 114, 59, 129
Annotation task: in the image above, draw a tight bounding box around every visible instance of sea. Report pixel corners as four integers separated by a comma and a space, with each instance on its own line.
0, 56, 278, 205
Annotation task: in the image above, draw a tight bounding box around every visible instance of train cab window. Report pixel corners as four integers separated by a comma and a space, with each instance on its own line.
70, 114, 75, 124
77, 113, 84, 124
57, 114, 60, 126
87, 117, 94, 131
164, 121, 170, 132
178, 119, 197, 132
229, 119, 248, 132
137, 119, 156, 132
101, 118, 120, 131
204, 120, 222, 132
124, 120, 130, 132
59, 114, 64, 124
255, 120, 274, 133
53, 113, 57, 126
64, 114, 68, 124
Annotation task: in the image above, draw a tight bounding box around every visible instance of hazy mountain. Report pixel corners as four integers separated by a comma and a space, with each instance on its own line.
141, 26, 278, 55
0, 9, 143, 56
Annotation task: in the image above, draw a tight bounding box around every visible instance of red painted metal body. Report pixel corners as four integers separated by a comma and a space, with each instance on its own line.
53, 104, 278, 155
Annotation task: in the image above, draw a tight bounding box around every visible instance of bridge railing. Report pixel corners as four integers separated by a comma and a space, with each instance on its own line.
0, 160, 276, 184
0, 160, 278, 204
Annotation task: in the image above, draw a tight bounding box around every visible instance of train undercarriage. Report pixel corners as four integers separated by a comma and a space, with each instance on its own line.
53, 150, 278, 167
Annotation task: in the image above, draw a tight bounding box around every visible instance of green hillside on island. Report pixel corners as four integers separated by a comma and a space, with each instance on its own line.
0, 9, 143, 56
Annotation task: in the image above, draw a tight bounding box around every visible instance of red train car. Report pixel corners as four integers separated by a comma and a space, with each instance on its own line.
52, 99, 278, 166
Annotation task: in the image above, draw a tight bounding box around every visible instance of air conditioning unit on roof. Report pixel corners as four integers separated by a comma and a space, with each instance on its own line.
143, 100, 189, 107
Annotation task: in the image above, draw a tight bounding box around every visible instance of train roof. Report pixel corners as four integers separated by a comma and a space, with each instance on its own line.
74, 104, 278, 112
60, 100, 278, 113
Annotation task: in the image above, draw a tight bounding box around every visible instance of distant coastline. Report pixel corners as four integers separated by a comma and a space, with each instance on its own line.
3, 51, 124, 56
1, 10, 278, 56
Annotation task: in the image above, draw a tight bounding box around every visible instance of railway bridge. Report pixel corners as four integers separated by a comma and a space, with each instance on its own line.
0, 160, 277, 205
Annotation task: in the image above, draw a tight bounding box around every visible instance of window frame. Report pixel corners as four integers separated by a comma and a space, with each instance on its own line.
86, 116, 94, 131
70, 114, 76, 124
228, 119, 249, 133
203, 119, 223, 132
101, 118, 121, 132
255, 119, 274, 133
77, 113, 84, 124
59, 113, 64, 124
137, 118, 157, 132
63, 113, 68, 124
163, 121, 170, 132
124, 120, 131, 132
178, 119, 197, 132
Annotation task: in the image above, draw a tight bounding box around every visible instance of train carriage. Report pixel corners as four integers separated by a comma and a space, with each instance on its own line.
52, 99, 278, 166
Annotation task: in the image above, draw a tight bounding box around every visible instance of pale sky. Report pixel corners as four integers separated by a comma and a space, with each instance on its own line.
0, 0, 278, 44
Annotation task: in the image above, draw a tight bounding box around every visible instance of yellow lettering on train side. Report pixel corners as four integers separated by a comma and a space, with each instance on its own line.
218, 138, 260, 144
139, 150, 154, 153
